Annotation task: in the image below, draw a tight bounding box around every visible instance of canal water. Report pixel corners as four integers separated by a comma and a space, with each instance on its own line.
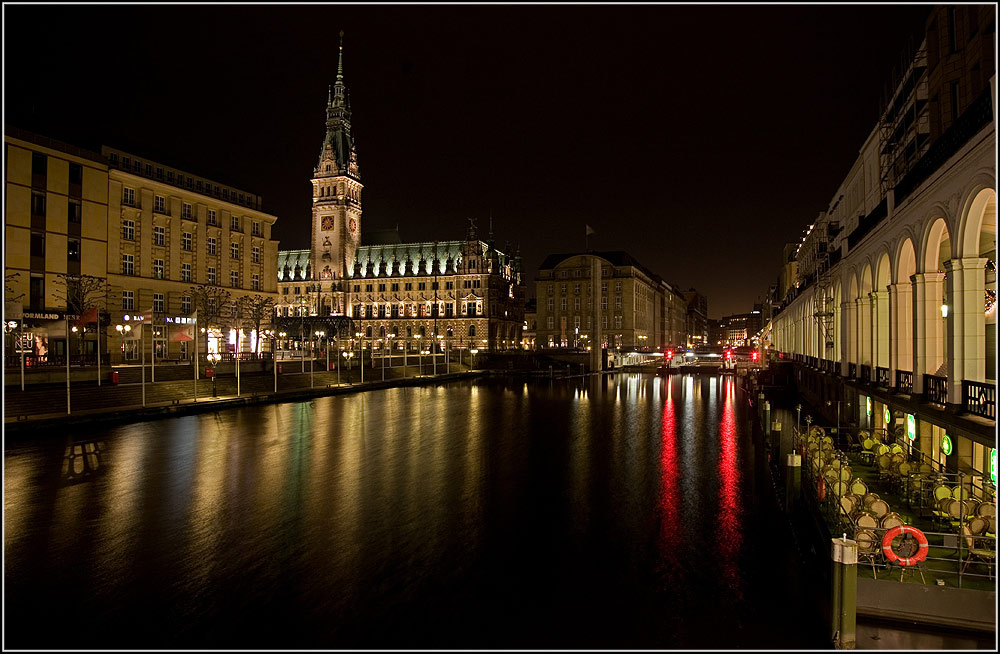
5, 374, 827, 649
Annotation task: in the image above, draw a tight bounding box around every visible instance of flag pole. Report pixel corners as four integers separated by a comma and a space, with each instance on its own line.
66, 314, 71, 414
151, 319, 155, 384
141, 324, 146, 407
193, 315, 198, 403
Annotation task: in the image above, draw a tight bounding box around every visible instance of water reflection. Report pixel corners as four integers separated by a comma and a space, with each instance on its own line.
5, 374, 814, 649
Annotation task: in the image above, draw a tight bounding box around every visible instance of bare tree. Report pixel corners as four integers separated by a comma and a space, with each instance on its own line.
188, 284, 233, 354
235, 294, 276, 354
53, 274, 109, 354
5, 271, 24, 303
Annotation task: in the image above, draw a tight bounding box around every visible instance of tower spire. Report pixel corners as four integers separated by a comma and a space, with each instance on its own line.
327, 84, 332, 106
337, 30, 345, 83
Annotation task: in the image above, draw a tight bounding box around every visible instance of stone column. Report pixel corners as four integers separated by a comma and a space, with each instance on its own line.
858, 296, 872, 367
872, 290, 889, 370
911, 272, 945, 396
887, 283, 913, 386
840, 300, 855, 377
945, 258, 987, 406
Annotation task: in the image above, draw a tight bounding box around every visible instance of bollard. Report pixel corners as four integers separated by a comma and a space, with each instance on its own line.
785, 452, 801, 514
831, 536, 858, 650
764, 400, 771, 436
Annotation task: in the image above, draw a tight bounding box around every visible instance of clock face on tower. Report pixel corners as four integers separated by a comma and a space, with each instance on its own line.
349, 218, 357, 233
321, 216, 334, 231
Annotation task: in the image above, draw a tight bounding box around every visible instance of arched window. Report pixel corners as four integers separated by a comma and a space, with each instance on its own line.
379, 325, 386, 338
469, 325, 476, 337
366, 326, 373, 338
446, 327, 453, 337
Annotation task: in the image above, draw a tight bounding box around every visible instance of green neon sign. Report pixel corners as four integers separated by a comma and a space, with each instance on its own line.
884, 407, 891, 425
866, 397, 872, 417
991, 449, 997, 486
941, 434, 952, 456
906, 414, 916, 441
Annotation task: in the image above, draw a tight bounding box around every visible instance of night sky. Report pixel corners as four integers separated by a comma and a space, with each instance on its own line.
4, 4, 932, 317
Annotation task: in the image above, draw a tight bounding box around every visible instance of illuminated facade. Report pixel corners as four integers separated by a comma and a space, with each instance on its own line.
4, 129, 110, 360
768, 6, 995, 484
276, 36, 526, 352
534, 251, 687, 351
104, 147, 280, 361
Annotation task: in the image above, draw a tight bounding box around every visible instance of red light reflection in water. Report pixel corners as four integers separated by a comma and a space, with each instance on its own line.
717, 376, 743, 599
658, 377, 680, 578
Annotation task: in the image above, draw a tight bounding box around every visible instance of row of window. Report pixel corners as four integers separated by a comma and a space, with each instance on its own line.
121, 291, 194, 314
552, 268, 616, 279
347, 279, 483, 294
120, 254, 262, 290
121, 221, 263, 262
545, 296, 621, 311
547, 282, 623, 295
544, 315, 622, 329
348, 301, 483, 319
123, 188, 263, 233
109, 152, 258, 208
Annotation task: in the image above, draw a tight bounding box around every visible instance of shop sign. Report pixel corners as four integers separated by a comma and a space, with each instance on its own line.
866, 397, 872, 417
906, 414, 916, 441
884, 407, 891, 425
941, 434, 952, 456
991, 449, 997, 486
23, 312, 62, 321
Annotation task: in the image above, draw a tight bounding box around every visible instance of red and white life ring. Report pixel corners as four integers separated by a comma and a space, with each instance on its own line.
881, 525, 929, 566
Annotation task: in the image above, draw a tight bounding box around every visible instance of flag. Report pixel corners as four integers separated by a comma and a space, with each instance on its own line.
141, 308, 153, 324
586, 224, 596, 236
75, 306, 98, 329
171, 323, 195, 342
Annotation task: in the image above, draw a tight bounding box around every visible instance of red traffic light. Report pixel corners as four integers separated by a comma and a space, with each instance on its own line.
667, 350, 674, 360
725, 350, 732, 360
751, 351, 758, 362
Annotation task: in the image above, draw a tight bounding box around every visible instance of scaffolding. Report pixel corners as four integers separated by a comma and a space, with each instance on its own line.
812, 224, 838, 357
878, 40, 930, 197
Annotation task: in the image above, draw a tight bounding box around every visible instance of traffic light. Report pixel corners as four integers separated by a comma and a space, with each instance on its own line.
667, 349, 674, 360
725, 349, 732, 360
751, 351, 758, 362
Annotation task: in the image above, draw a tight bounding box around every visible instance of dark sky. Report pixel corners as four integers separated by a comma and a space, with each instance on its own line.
4, 3, 932, 317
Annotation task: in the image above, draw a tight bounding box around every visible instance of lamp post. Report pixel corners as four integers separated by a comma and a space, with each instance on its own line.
796, 403, 802, 439
356, 331, 364, 384
436, 334, 443, 375
6, 320, 25, 391
343, 350, 353, 384
315, 330, 326, 385
470, 348, 478, 370
266, 329, 277, 393
415, 334, 423, 375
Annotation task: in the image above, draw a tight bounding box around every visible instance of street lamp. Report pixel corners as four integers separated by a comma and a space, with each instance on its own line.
415, 334, 423, 375
115, 323, 133, 364
470, 348, 478, 370
435, 333, 443, 375
356, 331, 364, 383
316, 330, 326, 385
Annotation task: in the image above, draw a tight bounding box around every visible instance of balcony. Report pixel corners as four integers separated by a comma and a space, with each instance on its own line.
875, 366, 890, 387
962, 381, 996, 421
848, 362, 857, 379
896, 370, 913, 394
860, 364, 872, 385
923, 374, 948, 405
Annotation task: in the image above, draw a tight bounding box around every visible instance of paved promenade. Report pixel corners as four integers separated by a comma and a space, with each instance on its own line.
4, 360, 480, 432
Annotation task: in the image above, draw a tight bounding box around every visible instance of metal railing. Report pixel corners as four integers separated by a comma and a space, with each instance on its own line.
875, 366, 890, 387
896, 369, 913, 394
848, 362, 857, 379
924, 374, 948, 405
860, 364, 872, 385
962, 380, 996, 420
794, 425, 996, 588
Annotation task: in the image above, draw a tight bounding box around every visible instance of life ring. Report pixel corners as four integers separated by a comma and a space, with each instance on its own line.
881, 525, 928, 567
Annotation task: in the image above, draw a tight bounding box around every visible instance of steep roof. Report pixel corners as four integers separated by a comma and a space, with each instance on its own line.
537, 251, 662, 284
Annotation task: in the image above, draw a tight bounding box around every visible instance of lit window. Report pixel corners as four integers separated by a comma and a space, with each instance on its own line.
182, 232, 192, 251
122, 254, 134, 275
122, 220, 135, 241
153, 225, 165, 247
153, 259, 165, 279
122, 187, 136, 207
207, 267, 216, 285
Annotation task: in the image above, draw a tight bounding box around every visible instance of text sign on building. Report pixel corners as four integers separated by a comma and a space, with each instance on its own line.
883, 407, 891, 426
941, 434, 952, 456
906, 414, 916, 441
991, 449, 997, 486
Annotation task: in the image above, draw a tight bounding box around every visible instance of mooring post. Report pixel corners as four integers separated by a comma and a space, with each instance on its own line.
786, 452, 801, 514
831, 536, 858, 649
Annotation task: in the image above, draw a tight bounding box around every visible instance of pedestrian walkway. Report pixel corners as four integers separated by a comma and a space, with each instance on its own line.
5, 362, 480, 430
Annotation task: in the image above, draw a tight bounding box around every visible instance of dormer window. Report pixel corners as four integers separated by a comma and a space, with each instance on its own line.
326, 165, 331, 172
